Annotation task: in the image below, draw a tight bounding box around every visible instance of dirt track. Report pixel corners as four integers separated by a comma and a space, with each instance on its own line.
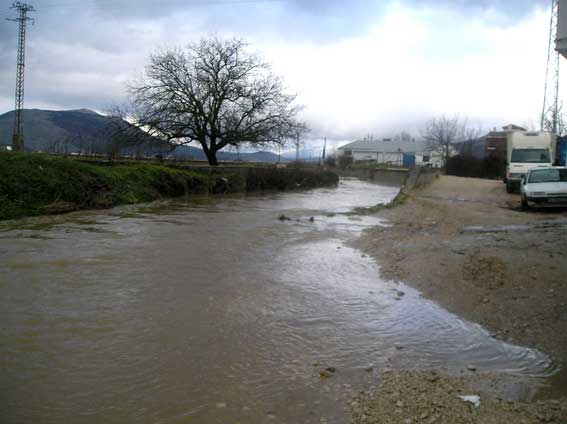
351, 175, 567, 423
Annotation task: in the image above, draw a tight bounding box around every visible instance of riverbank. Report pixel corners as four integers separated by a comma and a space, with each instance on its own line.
351, 371, 567, 423
351, 175, 567, 422
0, 152, 338, 220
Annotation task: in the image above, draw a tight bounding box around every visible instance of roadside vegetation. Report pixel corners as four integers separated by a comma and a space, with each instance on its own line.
0, 152, 338, 220
0, 152, 218, 220
348, 191, 409, 215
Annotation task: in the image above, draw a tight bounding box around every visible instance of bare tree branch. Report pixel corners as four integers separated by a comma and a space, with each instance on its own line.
127, 38, 304, 165
422, 115, 481, 170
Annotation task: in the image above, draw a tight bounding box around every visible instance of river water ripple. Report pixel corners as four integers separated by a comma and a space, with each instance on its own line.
0, 178, 555, 423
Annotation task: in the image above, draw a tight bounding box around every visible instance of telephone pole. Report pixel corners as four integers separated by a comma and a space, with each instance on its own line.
319, 137, 327, 166
7, 2, 35, 152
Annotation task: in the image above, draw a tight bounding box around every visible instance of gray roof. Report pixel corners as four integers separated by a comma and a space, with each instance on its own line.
338, 139, 429, 154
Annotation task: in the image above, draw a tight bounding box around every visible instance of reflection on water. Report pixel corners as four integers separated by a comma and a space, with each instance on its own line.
0, 179, 555, 424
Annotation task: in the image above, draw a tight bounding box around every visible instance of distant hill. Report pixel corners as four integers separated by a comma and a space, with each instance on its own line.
0, 109, 283, 163
0, 109, 108, 152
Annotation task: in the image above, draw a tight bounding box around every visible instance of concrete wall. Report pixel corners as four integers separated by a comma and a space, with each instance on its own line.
403, 166, 440, 191
336, 168, 409, 187
337, 166, 440, 190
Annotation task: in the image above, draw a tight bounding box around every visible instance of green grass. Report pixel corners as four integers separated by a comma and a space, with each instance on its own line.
0, 153, 338, 220
0, 153, 240, 220
348, 191, 409, 215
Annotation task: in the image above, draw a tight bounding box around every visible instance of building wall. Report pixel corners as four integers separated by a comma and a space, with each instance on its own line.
351, 151, 377, 162
351, 151, 404, 165
485, 132, 507, 162
558, 0, 567, 59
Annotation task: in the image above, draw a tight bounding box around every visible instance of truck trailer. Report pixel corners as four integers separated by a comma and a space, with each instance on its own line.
506, 131, 557, 193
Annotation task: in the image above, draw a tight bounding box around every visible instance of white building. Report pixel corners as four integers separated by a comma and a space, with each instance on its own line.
558, 0, 567, 59
337, 139, 443, 167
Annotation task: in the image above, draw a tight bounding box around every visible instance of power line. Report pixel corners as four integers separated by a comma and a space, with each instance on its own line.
7, 2, 35, 152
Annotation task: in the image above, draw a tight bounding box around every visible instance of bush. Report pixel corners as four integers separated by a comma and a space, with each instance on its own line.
338, 155, 353, 169
446, 155, 505, 179
245, 168, 338, 191
324, 155, 337, 167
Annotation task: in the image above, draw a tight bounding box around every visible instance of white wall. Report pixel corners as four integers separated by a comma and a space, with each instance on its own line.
558, 0, 567, 58
352, 151, 377, 162
351, 151, 404, 165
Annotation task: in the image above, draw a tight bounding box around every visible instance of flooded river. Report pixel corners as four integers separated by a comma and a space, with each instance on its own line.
0, 179, 556, 423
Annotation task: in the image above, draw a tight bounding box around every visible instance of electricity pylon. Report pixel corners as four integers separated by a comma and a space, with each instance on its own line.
541, 0, 560, 133
7, 2, 35, 152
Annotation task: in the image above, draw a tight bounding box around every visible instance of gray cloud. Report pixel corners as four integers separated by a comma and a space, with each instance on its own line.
0, 0, 553, 138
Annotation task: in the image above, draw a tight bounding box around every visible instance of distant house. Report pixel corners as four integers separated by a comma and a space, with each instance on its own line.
456, 124, 527, 161
484, 124, 526, 162
457, 136, 487, 159
337, 139, 443, 167
484, 124, 526, 161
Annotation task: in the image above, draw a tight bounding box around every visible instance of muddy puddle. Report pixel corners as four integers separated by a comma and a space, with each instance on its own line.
0, 179, 557, 423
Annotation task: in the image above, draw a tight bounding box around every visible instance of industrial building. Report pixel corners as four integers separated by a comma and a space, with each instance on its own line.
336, 139, 444, 167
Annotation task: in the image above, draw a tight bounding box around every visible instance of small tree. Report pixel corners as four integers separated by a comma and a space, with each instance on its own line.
542, 102, 567, 136
128, 38, 303, 165
422, 115, 480, 170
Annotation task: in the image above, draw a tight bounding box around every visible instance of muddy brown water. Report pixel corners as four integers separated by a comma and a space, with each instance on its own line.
0, 179, 558, 423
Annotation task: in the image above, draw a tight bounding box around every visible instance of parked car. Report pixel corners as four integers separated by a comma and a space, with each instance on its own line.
520, 167, 567, 209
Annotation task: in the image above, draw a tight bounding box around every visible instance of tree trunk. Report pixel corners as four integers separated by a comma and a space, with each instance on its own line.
205, 149, 219, 166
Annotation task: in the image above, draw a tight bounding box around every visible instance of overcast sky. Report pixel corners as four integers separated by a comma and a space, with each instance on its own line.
0, 0, 561, 145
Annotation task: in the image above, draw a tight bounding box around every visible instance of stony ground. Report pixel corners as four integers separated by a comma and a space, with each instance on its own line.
351, 175, 567, 423
351, 371, 567, 424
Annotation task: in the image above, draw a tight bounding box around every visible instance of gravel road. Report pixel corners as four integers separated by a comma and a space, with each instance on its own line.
351, 175, 567, 423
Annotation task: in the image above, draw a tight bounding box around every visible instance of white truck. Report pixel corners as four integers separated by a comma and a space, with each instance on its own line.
505, 131, 557, 193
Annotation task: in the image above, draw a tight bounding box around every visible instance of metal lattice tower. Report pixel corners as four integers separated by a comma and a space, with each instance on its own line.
541, 0, 560, 133
7, 2, 35, 152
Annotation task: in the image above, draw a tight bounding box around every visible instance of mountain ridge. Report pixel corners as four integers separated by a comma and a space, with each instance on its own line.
0, 109, 284, 163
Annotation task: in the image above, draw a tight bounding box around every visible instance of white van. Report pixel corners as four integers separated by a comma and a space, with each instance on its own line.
506, 131, 556, 193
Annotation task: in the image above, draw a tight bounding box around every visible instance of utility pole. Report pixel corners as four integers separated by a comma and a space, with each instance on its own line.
7, 2, 35, 152
541, 0, 560, 133
319, 136, 327, 166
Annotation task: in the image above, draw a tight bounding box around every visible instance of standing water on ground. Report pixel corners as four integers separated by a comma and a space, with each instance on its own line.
0, 178, 555, 423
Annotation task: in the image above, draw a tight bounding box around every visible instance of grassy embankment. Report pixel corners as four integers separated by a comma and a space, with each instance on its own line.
0, 153, 338, 220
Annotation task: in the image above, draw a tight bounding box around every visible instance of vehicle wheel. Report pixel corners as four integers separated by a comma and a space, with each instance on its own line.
521, 196, 529, 210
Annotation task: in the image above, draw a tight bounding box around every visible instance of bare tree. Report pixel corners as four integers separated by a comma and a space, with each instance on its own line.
73, 134, 101, 156
127, 38, 303, 165
45, 135, 73, 154
422, 115, 480, 169
291, 121, 310, 162
394, 131, 413, 142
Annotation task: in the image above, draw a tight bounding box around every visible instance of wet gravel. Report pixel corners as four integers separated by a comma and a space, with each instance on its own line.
352, 175, 567, 422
